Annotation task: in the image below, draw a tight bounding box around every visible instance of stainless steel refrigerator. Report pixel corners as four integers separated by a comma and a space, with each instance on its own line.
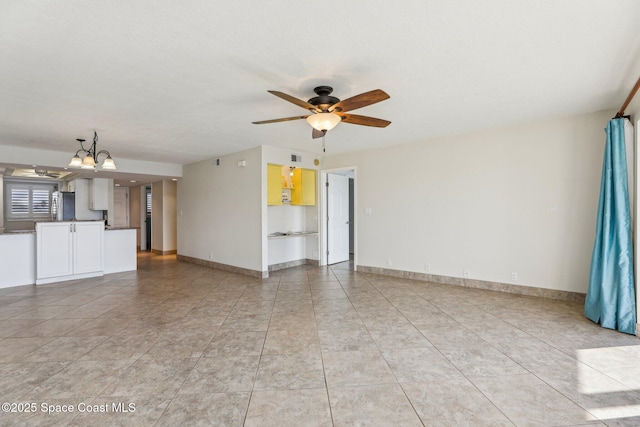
59, 192, 76, 221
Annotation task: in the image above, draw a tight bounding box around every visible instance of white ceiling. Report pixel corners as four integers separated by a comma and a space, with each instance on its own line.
1, 1, 639, 176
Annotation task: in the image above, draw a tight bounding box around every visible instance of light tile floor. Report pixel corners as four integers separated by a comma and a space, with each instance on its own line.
0, 253, 639, 426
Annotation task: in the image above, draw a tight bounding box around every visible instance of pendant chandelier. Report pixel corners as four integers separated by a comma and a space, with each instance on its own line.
68, 131, 116, 170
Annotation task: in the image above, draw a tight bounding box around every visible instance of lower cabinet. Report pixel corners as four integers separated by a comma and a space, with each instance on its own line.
36, 221, 104, 284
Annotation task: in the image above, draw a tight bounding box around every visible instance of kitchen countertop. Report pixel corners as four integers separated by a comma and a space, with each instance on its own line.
1, 222, 139, 235
35, 220, 105, 222
0, 230, 35, 235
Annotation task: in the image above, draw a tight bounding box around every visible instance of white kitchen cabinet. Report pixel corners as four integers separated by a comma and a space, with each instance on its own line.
36, 221, 104, 284
104, 229, 137, 274
0, 233, 36, 289
89, 178, 109, 210
73, 222, 104, 274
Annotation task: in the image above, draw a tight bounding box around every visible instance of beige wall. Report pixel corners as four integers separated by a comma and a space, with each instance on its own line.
162, 180, 177, 252
151, 181, 164, 252
178, 146, 263, 272
323, 109, 614, 294
129, 185, 141, 247
0, 175, 3, 229
627, 94, 639, 326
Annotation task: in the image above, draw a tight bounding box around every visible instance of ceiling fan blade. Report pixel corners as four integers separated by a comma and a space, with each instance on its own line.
252, 115, 309, 125
329, 89, 389, 113
339, 113, 391, 128
268, 90, 319, 112
312, 128, 326, 139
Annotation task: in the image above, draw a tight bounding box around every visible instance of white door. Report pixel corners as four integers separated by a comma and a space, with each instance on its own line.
113, 187, 129, 228
327, 173, 350, 264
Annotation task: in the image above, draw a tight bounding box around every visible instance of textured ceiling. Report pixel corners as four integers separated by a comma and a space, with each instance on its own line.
1, 0, 639, 169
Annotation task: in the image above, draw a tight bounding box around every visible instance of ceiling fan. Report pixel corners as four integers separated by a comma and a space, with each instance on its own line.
11, 168, 71, 179
252, 86, 391, 139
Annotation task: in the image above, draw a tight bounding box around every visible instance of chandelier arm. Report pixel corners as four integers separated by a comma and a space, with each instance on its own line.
95, 149, 111, 161
77, 140, 90, 153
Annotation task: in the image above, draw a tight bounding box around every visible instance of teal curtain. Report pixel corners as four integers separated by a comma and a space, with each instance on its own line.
585, 118, 636, 335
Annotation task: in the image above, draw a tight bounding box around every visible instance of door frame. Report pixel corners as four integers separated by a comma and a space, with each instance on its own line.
320, 166, 357, 269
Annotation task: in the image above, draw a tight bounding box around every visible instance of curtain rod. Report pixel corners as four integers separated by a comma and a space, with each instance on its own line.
615, 76, 640, 118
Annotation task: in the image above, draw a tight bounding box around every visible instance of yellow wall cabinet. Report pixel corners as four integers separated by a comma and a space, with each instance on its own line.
267, 164, 316, 206
267, 163, 283, 205
291, 168, 316, 206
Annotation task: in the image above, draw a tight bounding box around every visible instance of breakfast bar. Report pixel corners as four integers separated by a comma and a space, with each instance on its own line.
0, 222, 136, 289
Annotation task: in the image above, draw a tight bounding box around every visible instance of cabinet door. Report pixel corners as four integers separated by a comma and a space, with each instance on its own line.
89, 178, 109, 210
36, 222, 73, 279
267, 163, 283, 205
291, 168, 316, 206
74, 222, 104, 274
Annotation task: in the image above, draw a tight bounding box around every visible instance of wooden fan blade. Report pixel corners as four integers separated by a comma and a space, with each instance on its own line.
329, 89, 389, 113
268, 91, 319, 112
252, 115, 309, 125
312, 128, 326, 139
339, 113, 391, 128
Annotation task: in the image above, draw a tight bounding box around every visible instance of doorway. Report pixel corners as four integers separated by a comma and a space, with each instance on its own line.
322, 168, 356, 268
144, 186, 151, 251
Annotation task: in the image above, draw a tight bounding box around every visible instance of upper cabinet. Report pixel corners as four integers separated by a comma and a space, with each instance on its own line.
267, 164, 316, 206
89, 178, 109, 210
291, 168, 316, 206
267, 163, 283, 206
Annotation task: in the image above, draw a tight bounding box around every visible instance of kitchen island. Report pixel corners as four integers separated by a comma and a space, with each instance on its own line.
0, 222, 137, 289
104, 228, 137, 274
0, 230, 36, 289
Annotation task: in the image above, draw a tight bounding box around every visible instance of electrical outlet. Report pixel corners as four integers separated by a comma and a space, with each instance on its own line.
386, 259, 392, 267
424, 263, 431, 272
313, 251, 318, 258
209, 252, 213, 260
549, 205, 558, 214
511, 272, 518, 281
463, 269, 470, 279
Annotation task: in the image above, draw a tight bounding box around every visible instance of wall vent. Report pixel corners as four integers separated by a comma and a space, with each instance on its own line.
291, 154, 301, 162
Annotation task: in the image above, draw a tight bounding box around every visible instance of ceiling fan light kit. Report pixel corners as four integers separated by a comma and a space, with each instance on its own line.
306, 112, 341, 131
68, 131, 117, 170
253, 86, 391, 141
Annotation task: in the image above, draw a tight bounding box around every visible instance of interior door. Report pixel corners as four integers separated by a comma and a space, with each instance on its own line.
113, 187, 129, 228
327, 173, 350, 264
